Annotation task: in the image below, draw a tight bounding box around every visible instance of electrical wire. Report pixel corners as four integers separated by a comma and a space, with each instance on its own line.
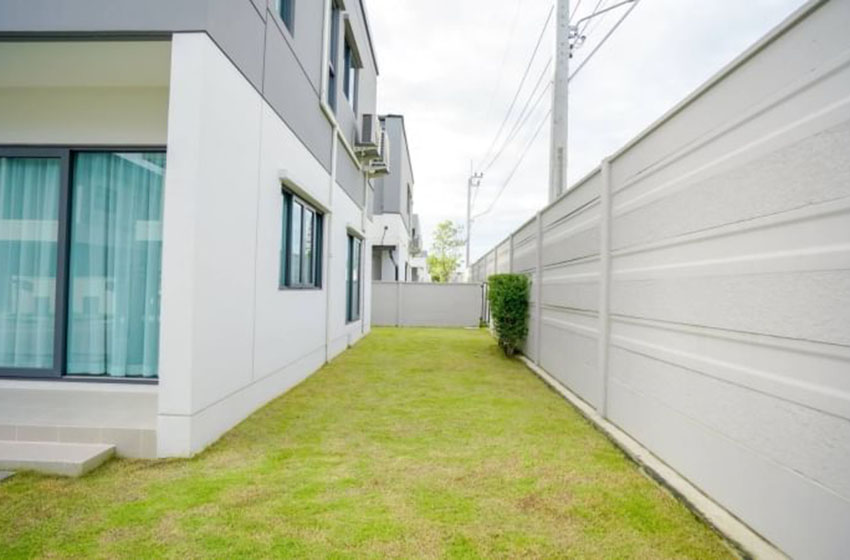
570, 0, 584, 20
480, 56, 553, 174
570, 0, 641, 81
476, 4, 554, 171
481, 0, 522, 127
474, 108, 552, 219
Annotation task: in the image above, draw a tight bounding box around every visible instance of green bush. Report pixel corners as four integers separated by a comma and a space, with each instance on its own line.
488, 274, 530, 356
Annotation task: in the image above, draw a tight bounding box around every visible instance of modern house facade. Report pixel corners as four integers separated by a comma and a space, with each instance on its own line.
370, 114, 420, 281
0, 0, 386, 458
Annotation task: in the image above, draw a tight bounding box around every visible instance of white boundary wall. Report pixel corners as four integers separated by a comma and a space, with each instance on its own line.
471, 2, 850, 558
372, 282, 482, 327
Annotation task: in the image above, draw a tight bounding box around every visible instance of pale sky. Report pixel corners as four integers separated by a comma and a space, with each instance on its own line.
367, 0, 808, 264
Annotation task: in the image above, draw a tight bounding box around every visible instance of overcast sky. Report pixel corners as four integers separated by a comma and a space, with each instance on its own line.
367, 0, 808, 264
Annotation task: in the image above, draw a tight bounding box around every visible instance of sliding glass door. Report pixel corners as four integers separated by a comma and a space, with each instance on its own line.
0, 155, 63, 373
66, 153, 165, 378
0, 148, 165, 380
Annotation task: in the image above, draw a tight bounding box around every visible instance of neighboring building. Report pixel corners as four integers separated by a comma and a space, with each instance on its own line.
0, 0, 388, 458
409, 214, 430, 282
370, 114, 421, 282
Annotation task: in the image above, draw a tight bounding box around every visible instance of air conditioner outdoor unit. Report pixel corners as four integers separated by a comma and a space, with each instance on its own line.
366, 128, 390, 177
355, 114, 380, 160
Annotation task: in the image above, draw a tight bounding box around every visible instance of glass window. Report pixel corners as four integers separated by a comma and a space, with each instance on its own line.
278, 0, 295, 33
280, 191, 322, 289
343, 38, 358, 109
0, 157, 61, 370
66, 152, 166, 378
346, 235, 361, 322
328, 2, 340, 111
290, 200, 302, 285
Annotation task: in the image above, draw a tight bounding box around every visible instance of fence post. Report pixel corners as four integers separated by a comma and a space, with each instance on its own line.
534, 211, 544, 365
395, 281, 402, 327
509, 232, 515, 273
597, 159, 613, 418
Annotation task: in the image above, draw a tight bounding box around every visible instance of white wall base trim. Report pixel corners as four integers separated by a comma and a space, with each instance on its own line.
518, 355, 787, 560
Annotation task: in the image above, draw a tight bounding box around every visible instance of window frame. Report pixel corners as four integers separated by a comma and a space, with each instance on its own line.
343, 33, 360, 111
280, 189, 323, 291
0, 145, 165, 384
327, 0, 341, 111
345, 233, 362, 323
277, 0, 295, 34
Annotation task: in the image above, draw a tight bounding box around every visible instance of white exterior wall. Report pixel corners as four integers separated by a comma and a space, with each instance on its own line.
157, 33, 371, 457
471, 2, 850, 558
369, 213, 410, 280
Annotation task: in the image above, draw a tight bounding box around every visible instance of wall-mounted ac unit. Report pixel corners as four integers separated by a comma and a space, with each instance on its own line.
355, 114, 380, 160
366, 127, 390, 177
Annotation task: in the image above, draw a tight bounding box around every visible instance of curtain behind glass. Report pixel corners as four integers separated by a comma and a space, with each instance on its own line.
0, 158, 60, 369
67, 153, 165, 378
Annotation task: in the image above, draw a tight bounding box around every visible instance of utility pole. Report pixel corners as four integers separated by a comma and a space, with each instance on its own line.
466, 162, 484, 275
549, 0, 570, 202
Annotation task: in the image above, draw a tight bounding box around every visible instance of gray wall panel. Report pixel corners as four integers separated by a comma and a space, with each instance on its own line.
372, 282, 482, 327
337, 149, 364, 206
207, 0, 266, 89
262, 20, 333, 171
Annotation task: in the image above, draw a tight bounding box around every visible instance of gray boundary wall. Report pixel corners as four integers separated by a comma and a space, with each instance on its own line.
372, 282, 482, 327
471, 2, 850, 558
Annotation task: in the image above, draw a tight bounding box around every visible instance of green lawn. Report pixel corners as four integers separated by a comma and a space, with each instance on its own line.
0, 328, 732, 559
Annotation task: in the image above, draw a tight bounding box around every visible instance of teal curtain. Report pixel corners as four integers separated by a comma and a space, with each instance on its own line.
0, 158, 60, 369
67, 152, 165, 378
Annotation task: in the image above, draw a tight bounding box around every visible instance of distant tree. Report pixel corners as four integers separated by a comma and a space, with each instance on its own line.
427, 220, 465, 283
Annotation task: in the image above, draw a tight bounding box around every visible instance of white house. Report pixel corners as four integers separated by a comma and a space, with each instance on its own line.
0, 0, 388, 459
370, 114, 425, 282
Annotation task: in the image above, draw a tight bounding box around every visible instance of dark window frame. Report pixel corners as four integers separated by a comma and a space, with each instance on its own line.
280, 189, 323, 291
0, 145, 165, 384
345, 234, 362, 323
327, 1, 341, 111
278, 0, 295, 34
343, 33, 360, 111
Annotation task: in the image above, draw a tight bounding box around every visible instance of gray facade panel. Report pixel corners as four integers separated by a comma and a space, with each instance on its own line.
0, 0, 207, 33
337, 150, 364, 207
249, 0, 267, 20
374, 116, 413, 229
207, 0, 266, 89
263, 20, 333, 172
267, 0, 324, 95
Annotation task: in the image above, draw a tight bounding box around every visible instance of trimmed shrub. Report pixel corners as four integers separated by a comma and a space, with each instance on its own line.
488, 274, 530, 356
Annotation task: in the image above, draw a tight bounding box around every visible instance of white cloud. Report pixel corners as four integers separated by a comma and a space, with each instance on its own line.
367, 0, 807, 263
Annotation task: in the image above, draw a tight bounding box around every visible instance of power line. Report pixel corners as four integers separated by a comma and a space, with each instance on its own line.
480, 56, 553, 174
570, 0, 584, 20
473, 78, 551, 213
570, 0, 641, 81
474, 108, 552, 219
476, 4, 554, 171
481, 0, 523, 126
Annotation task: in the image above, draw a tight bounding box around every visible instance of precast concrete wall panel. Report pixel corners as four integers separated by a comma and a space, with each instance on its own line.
469, 2, 850, 557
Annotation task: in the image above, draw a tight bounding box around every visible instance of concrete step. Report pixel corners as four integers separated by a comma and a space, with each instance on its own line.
0, 440, 115, 477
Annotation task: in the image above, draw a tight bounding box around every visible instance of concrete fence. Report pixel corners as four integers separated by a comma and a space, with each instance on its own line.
371, 282, 484, 327
472, 2, 850, 559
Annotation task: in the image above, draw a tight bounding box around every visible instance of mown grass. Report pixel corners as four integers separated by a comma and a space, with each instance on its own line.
0, 328, 733, 559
